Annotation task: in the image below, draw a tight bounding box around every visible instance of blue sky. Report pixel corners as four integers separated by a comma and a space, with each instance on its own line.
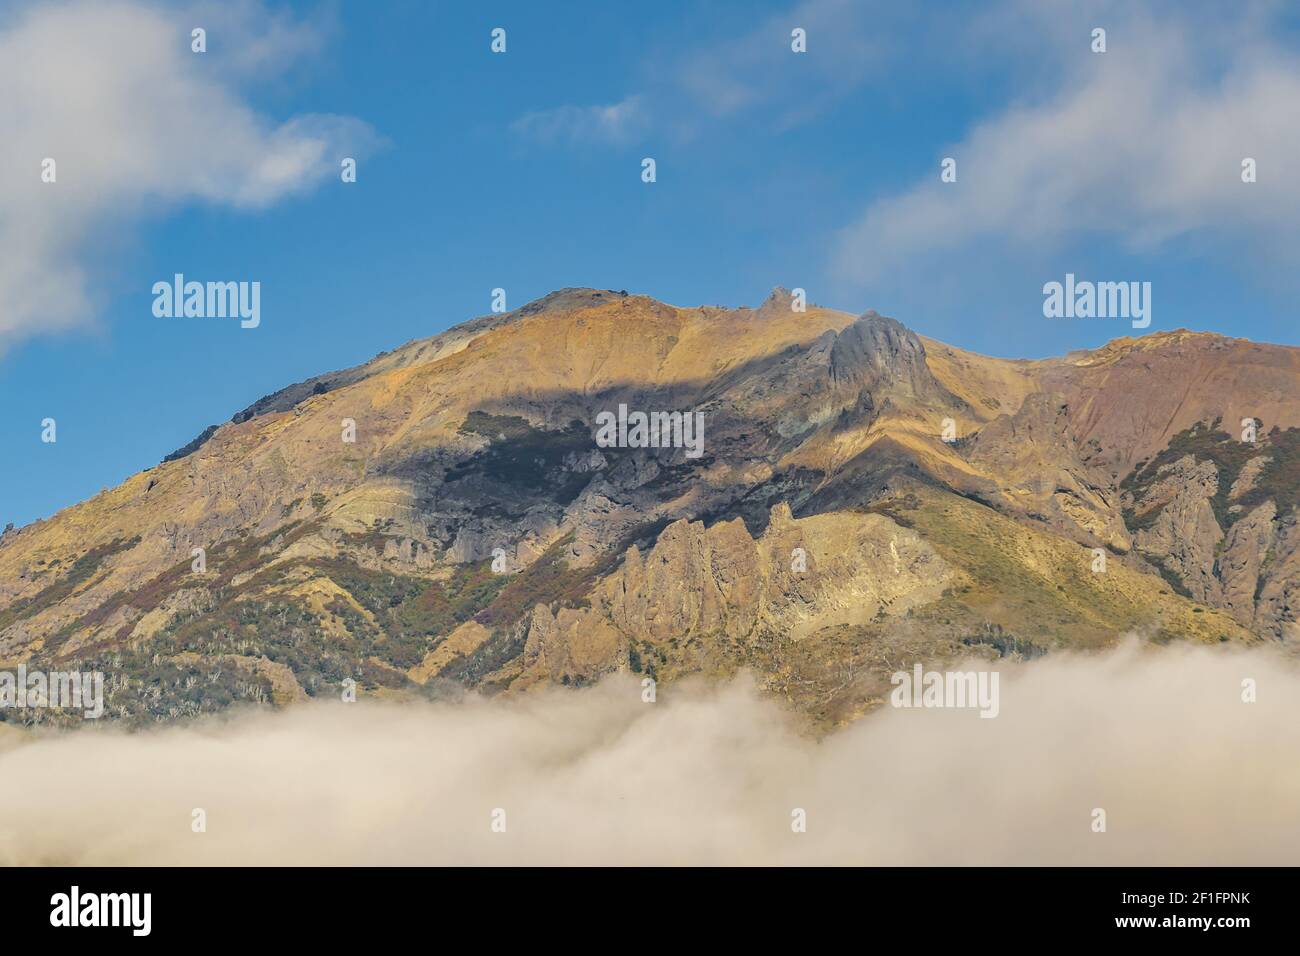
3, 0, 1300, 528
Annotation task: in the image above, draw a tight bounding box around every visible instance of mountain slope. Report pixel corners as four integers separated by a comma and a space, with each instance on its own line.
1, 289, 1292, 726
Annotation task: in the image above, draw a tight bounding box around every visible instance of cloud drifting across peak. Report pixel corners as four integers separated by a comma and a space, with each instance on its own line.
1, 640, 1298, 865
831, 2, 1300, 284
0, 0, 378, 351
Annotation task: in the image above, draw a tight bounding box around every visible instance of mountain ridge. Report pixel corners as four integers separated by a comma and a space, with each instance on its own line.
2, 288, 1295, 727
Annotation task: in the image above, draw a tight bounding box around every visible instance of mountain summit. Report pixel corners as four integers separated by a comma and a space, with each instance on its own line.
3, 290, 1297, 726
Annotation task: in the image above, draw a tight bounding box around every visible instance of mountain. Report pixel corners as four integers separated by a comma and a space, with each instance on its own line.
2, 288, 1296, 727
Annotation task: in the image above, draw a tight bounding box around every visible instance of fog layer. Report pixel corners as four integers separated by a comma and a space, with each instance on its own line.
1, 640, 1296, 865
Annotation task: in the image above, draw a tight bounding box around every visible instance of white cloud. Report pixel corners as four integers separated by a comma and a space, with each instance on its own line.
1, 640, 1298, 864
510, 95, 648, 147
510, 0, 918, 147
0, 0, 377, 350
832, 4, 1300, 282
674, 0, 888, 127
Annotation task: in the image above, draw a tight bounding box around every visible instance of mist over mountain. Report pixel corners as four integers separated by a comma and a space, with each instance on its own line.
2, 640, 1297, 865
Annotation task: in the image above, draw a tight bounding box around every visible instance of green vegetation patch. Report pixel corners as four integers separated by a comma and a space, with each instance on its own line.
1236, 425, 1300, 520
1119, 417, 1296, 531
307, 555, 506, 640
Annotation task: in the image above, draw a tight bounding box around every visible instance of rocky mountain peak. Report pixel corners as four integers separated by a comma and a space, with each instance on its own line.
0, 289, 1288, 728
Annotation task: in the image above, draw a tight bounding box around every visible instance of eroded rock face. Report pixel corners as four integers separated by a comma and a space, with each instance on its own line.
511, 503, 955, 687
518, 605, 622, 686
964, 393, 1130, 552
1219, 501, 1276, 626
1131, 457, 1223, 604
1252, 516, 1300, 640
828, 313, 948, 407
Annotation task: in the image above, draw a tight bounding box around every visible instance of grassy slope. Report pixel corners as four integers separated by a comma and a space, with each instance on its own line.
886, 487, 1254, 648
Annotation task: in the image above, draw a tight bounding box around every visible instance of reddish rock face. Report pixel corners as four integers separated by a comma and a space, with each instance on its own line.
1039, 331, 1300, 481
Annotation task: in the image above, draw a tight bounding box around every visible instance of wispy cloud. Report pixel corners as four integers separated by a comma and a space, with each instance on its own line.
510, 0, 917, 147
673, 0, 890, 128
0, 0, 379, 352
510, 94, 648, 147
832, 2, 1300, 283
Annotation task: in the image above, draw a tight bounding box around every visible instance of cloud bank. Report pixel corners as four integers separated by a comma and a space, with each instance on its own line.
1, 640, 1297, 865
0, 0, 377, 351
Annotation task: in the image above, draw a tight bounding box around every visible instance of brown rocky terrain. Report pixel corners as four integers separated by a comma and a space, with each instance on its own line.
0, 289, 1293, 727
